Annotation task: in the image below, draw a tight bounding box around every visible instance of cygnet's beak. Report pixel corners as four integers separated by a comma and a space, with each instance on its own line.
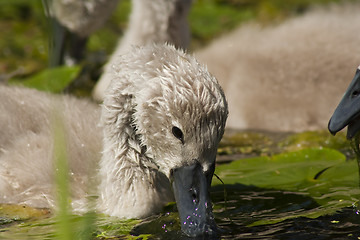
328, 68, 360, 139
171, 162, 218, 237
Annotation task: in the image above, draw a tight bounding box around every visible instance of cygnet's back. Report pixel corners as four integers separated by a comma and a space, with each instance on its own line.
196, 3, 360, 132
0, 87, 102, 208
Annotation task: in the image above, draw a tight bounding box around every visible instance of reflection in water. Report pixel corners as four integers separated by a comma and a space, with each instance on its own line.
231, 208, 360, 240
351, 135, 360, 189
2, 186, 359, 239
213, 185, 360, 239
132, 184, 360, 239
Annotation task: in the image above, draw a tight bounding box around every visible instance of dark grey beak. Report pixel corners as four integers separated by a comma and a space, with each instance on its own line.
171, 162, 218, 237
328, 68, 360, 139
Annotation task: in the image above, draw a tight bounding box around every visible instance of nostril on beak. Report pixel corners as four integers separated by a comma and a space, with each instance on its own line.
191, 188, 199, 204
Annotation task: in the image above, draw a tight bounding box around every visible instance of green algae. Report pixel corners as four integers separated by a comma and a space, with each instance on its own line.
213, 147, 360, 226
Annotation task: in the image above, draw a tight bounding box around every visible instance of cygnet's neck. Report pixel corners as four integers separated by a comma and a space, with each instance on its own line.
120, 0, 191, 51
98, 91, 172, 218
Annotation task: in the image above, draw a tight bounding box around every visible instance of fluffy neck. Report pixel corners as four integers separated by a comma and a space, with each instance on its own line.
120, 0, 191, 50
98, 91, 173, 218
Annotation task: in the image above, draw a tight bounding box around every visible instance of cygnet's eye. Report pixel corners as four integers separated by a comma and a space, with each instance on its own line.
172, 126, 184, 143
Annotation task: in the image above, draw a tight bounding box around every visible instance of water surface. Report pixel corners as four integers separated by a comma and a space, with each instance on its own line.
1, 130, 359, 239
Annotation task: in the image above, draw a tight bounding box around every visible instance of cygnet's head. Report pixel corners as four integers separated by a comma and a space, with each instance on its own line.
103, 44, 228, 237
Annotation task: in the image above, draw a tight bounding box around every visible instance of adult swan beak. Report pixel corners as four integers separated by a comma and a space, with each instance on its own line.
329, 67, 360, 139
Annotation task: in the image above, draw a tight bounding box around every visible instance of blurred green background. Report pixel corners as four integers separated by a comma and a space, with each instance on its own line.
0, 0, 351, 95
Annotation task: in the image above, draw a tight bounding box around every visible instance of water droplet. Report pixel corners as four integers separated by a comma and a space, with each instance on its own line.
162, 223, 167, 232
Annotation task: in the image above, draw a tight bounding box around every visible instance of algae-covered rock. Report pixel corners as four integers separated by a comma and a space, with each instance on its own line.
218, 129, 286, 161
0, 204, 51, 222
279, 130, 353, 158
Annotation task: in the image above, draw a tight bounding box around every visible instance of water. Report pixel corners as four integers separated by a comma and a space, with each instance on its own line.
2, 188, 359, 239
1, 130, 359, 239
212, 185, 360, 239
131, 185, 360, 239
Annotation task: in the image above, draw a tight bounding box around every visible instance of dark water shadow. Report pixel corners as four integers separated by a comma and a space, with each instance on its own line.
212, 184, 360, 239
132, 184, 344, 239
